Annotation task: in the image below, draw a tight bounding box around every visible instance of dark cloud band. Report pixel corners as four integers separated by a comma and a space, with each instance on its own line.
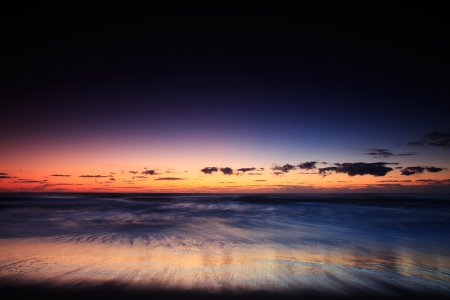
318, 162, 397, 177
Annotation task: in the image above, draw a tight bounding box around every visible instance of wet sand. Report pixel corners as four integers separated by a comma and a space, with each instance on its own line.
0, 193, 449, 299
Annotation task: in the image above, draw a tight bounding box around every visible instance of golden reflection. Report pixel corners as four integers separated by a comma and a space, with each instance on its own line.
0, 237, 449, 293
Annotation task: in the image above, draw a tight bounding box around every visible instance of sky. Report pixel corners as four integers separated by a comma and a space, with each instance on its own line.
1, 3, 449, 193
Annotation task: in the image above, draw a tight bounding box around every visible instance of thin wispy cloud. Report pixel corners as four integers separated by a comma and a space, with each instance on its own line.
416, 179, 450, 183
364, 148, 416, 158
407, 132, 450, 149
237, 167, 256, 173
0, 173, 16, 179
155, 177, 185, 180
378, 180, 412, 182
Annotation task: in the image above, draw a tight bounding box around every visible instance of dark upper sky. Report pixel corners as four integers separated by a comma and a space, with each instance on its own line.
1, 3, 449, 192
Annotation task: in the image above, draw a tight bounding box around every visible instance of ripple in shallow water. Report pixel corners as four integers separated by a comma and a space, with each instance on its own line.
0, 193, 449, 298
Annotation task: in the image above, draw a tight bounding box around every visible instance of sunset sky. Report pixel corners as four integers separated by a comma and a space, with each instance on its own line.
1, 4, 449, 193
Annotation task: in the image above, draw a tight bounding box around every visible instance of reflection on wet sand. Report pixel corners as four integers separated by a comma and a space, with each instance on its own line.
0, 193, 449, 298
0, 235, 448, 296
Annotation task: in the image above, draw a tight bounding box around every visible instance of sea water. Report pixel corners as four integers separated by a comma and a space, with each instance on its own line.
0, 193, 449, 298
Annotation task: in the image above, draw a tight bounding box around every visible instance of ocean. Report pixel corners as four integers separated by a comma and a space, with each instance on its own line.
0, 193, 449, 299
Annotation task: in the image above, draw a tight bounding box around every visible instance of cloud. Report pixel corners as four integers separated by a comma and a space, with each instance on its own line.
271, 164, 296, 173
50, 174, 71, 177
79, 175, 109, 178
254, 180, 266, 182
42, 183, 84, 186
220, 167, 233, 175
237, 167, 256, 173
247, 173, 263, 175
0, 173, 18, 179
416, 179, 450, 183
317, 167, 337, 177
0, 175, 15, 179
426, 166, 446, 173
397, 152, 417, 156
407, 132, 450, 149
318, 162, 397, 177
12, 180, 45, 183
378, 180, 412, 182
364, 148, 416, 158
400, 166, 447, 176
129, 171, 138, 174
298, 161, 317, 170
200, 167, 218, 174
141, 170, 158, 175
155, 177, 185, 180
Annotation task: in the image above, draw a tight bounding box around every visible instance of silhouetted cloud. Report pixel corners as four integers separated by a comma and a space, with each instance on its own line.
200, 167, 218, 174
254, 180, 266, 181
237, 167, 256, 173
400, 168, 421, 176
141, 170, 158, 175
318, 162, 397, 177
271, 164, 296, 173
364, 148, 416, 158
0, 174, 15, 179
400, 166, 447, 176
258, 168, 265, 171
50, 174, 71, 177
79, 175, 109, 178
317, 167, 337, 177
416, 179, 450, 183
397, 152, 417, 156
298, 161, 317, 170
12, 180, 45, 183
129, 171, 138, 174
42, 183, 83, 186
407, 132, 450, 149
426, 166, 446, 172
155, 177, 185, 180
378, 180, 412, 182
220, 167, 233, 175
248, 173, 263, 175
